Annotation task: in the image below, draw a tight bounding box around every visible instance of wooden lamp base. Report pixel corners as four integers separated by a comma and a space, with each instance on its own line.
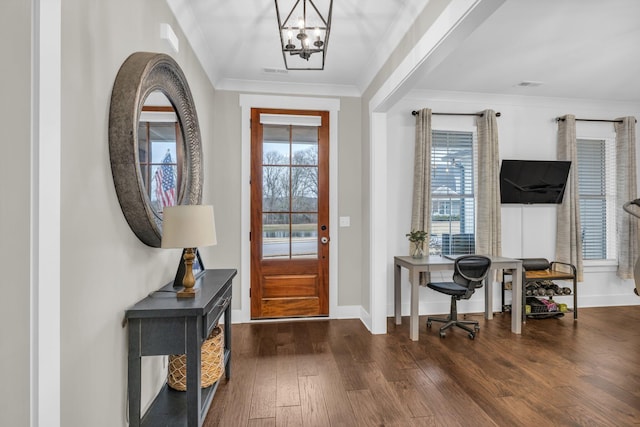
177, 248, 199, 298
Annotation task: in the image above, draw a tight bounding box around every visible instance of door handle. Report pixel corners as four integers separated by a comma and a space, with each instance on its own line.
321, 237, 329, 244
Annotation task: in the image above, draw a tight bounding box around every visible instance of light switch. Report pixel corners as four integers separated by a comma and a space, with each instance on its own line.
339, 216, 350, 227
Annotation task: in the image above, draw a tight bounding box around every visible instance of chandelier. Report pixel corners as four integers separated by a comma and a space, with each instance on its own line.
274, 0, 333, 70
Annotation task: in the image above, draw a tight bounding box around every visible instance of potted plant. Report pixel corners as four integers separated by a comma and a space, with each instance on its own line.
406, 230, 428, 258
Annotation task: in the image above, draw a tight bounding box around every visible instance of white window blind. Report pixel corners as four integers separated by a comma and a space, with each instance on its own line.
259, 114, 321, 127
576, 138, 616, 260
430, 130, 475, 256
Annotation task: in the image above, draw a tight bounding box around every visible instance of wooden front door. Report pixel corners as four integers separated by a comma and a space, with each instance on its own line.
250, 108, 330, 319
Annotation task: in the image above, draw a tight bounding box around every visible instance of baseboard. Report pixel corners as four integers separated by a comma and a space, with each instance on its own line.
390, 300, 487, 317
578, 294, 640, 307
231, 295, 640, 329
359, 306, 372, 332
388, 293, 640, 318
230, 305, 362, 324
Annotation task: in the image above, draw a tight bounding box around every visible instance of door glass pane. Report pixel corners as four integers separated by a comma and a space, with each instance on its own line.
142, 122, 178, 215
263, 143, 289, 165
292, 142, 318, 165
292, 166, 318, 212
263, 124, 290, 164
263, 213, 290, 259
150, 163, 177, 213
292, 213, 317, 258
149, 122, 177, 145
292, 126, 317, 165
262, 166, 290, 211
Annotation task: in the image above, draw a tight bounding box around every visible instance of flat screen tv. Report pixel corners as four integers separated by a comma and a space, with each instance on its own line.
500, 159, 571, 204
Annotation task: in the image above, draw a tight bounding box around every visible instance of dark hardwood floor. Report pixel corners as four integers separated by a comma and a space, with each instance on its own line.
204, 306, 640, 426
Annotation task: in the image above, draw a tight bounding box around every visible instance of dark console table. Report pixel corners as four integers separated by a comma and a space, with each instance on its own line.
126, 269, 236, 427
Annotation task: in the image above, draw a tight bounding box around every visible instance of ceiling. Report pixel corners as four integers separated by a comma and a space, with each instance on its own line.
167, 0, 640, 103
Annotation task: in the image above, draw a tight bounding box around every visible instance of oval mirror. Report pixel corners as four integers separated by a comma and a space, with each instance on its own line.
109, 52, 203, 247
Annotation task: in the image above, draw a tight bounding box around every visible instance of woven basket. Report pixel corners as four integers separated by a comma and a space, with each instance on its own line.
167, 326, 224, 391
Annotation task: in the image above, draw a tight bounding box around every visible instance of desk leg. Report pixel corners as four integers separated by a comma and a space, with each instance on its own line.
394, 263, 401, 325
484, 275, 493, 320
409, 268, 420, 341
186, 317, 202, 427
511, 265, 523, 334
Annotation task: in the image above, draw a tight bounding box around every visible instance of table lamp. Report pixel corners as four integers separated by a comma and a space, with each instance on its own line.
161, 205, 217, 298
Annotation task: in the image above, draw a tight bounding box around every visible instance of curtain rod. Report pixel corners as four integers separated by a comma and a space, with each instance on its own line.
556, 117, 637, 123
411, 110, 501, 117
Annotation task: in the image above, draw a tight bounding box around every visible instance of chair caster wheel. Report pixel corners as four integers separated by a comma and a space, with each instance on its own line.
635, 288, 639, 296
439, 331, 446, 338
427, 321, 432, 328
474, 325, 480, 331
468, 333, 475, 340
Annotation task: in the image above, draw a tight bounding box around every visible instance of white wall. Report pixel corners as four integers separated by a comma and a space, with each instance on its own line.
59, 1, 217, 425
210, 91, 364, 315
387, 90, 640, 316
0, 1, 31, 425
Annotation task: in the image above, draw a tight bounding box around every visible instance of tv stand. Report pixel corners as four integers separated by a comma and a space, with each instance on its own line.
125, 269, 236, 427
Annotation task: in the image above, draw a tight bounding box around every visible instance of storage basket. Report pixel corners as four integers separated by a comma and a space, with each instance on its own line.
167, 326, 224, 391
526, 297, 565, 318
526, 297, 549, 313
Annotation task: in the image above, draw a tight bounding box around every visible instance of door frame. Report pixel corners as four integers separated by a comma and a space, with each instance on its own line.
239, 94, 341, 323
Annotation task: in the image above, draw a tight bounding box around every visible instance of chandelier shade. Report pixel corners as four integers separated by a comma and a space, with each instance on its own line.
275, 0, 333, 70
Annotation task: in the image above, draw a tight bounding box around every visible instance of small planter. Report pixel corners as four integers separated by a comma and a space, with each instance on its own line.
406, 230, 428, 259
411, 244, 425, 258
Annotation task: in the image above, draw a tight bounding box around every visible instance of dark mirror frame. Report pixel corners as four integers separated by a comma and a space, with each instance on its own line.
109, 52, 203, 247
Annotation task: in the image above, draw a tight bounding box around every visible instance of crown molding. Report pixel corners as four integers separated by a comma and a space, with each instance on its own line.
406, 89, 640, 111
216, 78, 360, 97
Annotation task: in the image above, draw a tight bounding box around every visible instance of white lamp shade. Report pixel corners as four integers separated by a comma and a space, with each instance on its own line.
161, 205, 217, 249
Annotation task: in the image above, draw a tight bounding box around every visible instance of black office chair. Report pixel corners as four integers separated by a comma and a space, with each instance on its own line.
426, 255, 492, 339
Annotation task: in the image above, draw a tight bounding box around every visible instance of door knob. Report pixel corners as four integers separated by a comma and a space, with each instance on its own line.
321, 237, 329, 244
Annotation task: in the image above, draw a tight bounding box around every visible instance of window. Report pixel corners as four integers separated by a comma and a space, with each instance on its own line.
138, 104, 183, 215
138, 120, 181, 214
576, 138, 616, 260
261, 122, 320, 259
430, 130, 475, 256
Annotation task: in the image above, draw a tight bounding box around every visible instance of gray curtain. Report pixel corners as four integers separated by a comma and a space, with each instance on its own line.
556, 115, 584, 281
411, 108, 432, 285
615, 116, 638, 279
476, 110, 501, 257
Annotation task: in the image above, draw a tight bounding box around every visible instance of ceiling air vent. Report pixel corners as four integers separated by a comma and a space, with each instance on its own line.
262, 67, 289, 75
516, 81, 543, 87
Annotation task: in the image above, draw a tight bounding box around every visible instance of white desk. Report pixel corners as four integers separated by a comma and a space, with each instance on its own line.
394, 255, 523, 341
